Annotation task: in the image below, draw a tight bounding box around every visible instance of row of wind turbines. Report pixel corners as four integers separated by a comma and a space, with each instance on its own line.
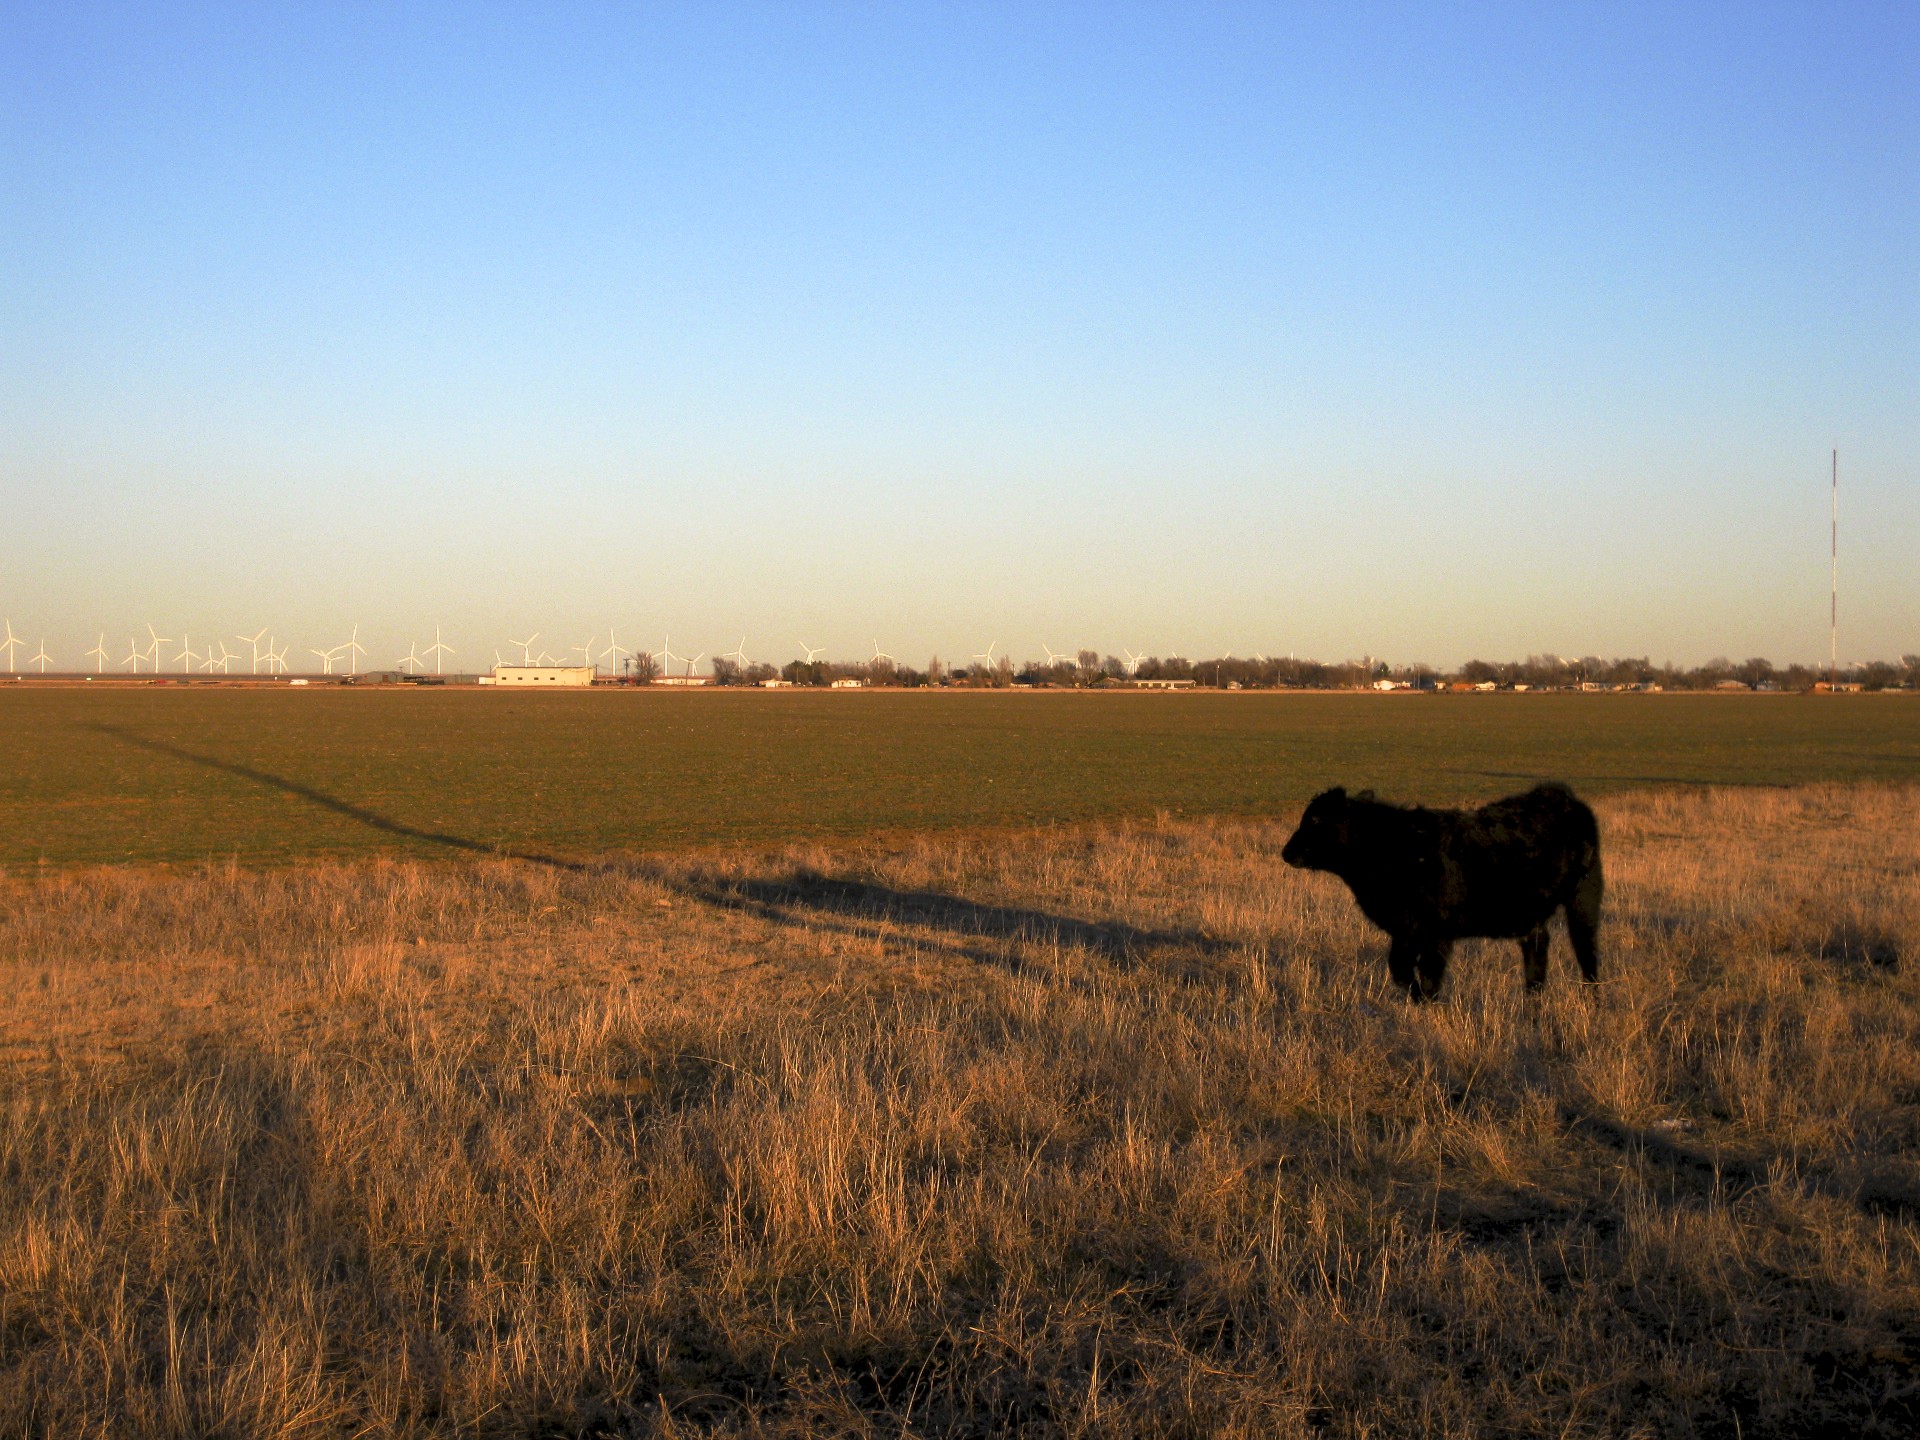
0, 620, 454, 677
2, 616, 1153, 679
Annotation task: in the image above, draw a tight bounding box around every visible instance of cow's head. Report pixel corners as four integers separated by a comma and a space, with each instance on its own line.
1282, 787, 1354, 872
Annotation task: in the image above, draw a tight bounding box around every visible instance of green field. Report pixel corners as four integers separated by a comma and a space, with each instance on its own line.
5, 687, 1916, 867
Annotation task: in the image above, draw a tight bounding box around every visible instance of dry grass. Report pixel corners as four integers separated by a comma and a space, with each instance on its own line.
3, 785, 1919, 1437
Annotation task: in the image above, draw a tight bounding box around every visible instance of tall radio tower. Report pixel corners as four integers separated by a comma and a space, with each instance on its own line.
1830, 448, 1838, 691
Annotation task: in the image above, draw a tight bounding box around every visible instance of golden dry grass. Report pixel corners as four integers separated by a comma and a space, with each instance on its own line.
3, 786, 1918, 1437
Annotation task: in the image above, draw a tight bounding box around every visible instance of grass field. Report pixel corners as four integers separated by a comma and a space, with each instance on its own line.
5, 688, 1917, 867
3, 785, 1917, 1435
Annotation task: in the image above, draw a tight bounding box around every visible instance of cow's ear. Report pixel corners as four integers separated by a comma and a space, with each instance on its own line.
1324, 786, 1345, 802
1355, 789, 1375, 802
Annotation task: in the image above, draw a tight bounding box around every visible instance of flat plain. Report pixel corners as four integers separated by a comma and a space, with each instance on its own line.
2, 784, 1917, 1435
4, 687, 1916, 867
7, 689, 1920, 1435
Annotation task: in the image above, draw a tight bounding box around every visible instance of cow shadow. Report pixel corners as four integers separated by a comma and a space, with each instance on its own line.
1458, 769, 1768, 791
89, 723, 1233, 979
1561, 1104, 1920, 1220
665, 867, 1234, 973
87, 724, 587, 871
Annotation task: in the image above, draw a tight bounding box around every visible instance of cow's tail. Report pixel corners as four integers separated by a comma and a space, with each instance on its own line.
1565, 798, 1603, 982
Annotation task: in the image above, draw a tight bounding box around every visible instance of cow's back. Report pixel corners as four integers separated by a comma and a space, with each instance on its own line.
1440, 785, 1599, 936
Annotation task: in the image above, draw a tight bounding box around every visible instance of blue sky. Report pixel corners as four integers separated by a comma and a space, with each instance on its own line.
3, 2, 1915, 671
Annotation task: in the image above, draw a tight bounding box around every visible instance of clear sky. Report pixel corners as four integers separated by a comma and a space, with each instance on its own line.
3, 2, 1915, 672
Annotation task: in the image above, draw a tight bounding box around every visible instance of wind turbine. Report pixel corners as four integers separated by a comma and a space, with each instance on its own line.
175, 633, 203, 673
683, 649, 705, 679
600, 627, 630, 676
308, 644, 345, 676
122, 637, 144, 673
264, 640, 288, 675
971, 641, 998, 673
0, 620, 22, 671
798, 641, 826, 664
724, 637, 750, 671
424, 626, 454, 676
572, 635, 596, 669
1041, 644, 1072, 668
208, 642, 238, 674
398, 643, 424, 675
237, 628, 267, 674
510, 633, 538, 665
870, 640, 894, 664
1123, 649, 1143, 676
29, 640, 52, 674
144, 625, 171, 674
340, 625, 366, 675
86, 634, 110, 674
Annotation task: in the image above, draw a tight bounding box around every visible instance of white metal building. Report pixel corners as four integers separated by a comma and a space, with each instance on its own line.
489, 665, 595, 687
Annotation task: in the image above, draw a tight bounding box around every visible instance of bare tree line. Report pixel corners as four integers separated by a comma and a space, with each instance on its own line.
635, 649, 1920, 691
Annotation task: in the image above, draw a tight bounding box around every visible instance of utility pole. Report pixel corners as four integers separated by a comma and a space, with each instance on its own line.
1831, 448, 1838, 691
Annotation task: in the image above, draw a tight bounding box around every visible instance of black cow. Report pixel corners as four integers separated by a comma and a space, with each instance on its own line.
1281, 783, 1602, 1000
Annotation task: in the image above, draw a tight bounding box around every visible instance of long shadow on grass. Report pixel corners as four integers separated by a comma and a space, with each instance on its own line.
1561, 1104, 1920, 1221
1457, 769, 1768, 790
669, 867, 1232, 968
89, 724, 585, 870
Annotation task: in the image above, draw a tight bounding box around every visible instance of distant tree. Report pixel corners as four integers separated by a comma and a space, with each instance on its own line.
927, 656, 944, 686
1693, 657, 1734, 688
1602, 656, 1654, 687
1860, 661, 1899, 691
745, 661, 778, 685
1736, 657, 1774, 689
1395, 662, 1438, 691
1779, 663, 1816, 692
630, 650, 659, 684
1904, 655, 1920, 689
1460, 659, 1501, 684
1516, 654, 1566, 689
710, 656, 743, 686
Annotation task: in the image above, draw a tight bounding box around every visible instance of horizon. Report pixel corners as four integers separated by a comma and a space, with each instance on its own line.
0, 619, 1910, 682
5, 5, 1916, 664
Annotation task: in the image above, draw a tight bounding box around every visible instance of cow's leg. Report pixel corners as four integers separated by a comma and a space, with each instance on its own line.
1411, 940, 1452, 1002
1566, 864, 1604, 983
1520, 926, 1551, 991
1387, 936, 1420, 996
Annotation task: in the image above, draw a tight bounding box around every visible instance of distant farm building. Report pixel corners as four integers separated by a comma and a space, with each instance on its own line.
489, 665, 594, 687
1132, 678, 1196, 690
